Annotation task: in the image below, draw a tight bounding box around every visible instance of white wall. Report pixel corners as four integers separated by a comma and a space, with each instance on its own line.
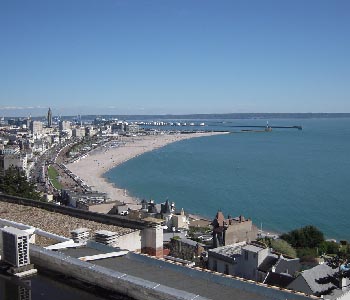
116, 230, 142, 252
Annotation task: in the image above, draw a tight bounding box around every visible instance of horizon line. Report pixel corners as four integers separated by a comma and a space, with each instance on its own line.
3, 112, 350, 119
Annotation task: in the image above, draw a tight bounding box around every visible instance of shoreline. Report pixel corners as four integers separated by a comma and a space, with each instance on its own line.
65, 132, 343, 242
66, 132, 228, 205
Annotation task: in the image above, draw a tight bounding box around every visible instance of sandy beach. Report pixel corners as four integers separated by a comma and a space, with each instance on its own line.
67, 132, 227, 205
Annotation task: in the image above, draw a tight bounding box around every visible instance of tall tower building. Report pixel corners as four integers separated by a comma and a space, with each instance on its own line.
47, 107, 52, 128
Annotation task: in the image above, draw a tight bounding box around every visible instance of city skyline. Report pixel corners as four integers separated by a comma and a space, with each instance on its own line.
1, 0, 350, 117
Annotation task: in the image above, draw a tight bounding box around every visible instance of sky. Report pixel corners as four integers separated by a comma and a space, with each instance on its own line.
0, 0, 349, 117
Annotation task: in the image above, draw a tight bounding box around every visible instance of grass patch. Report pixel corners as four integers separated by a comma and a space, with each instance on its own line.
48, 165, 63, 190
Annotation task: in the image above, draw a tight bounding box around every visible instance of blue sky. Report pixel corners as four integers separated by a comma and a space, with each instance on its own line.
1, 0, 349, 116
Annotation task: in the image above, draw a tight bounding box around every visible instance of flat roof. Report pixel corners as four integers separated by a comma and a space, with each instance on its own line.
58, 247, 270, 300
94, 255, 269, 300
60, 247, 108, 258
209, 242, 246, 257
242, 244, 265, 253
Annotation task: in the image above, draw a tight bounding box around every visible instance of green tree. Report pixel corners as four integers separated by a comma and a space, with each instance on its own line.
319, 241, 340, 255
339, 244, 350, 260
280, 225, 324, 249
0, 166, 42, 200
296, 247, 318, 261
271, 239, 297, 258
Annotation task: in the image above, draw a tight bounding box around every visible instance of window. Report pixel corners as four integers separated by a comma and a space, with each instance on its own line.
244, 251, 248, 260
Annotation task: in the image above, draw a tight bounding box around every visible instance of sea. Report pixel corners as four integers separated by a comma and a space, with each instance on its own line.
105, 118, 350, 242
2, 117, 349, 299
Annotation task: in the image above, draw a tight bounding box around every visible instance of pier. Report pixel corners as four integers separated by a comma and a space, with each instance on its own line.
220, 125, 302, 130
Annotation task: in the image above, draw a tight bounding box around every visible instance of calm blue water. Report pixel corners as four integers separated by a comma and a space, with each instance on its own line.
105, 118, 350, 241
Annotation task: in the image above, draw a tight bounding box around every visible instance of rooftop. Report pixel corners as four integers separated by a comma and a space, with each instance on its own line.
0, 201, 133, 246
300, 263, 338, 294
56, 246, 278, 300
258, 255, 279, 273
264, 272, 294, 288
209, 241, 247, 257
242, 244, 266, 253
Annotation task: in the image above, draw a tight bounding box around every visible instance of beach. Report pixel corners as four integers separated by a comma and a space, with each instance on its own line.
67, 132, 227, 205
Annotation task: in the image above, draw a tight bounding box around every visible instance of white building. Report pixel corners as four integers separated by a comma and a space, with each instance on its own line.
72, 127, 86, 138
208, 242, 300, 283
30, 120, 43, 135
59, 120, 71, 132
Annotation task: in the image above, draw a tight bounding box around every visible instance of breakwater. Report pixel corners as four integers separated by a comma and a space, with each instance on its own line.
218, 125, 302, 130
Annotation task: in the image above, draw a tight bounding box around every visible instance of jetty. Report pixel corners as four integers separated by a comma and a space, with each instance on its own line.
223, 125, 302, 130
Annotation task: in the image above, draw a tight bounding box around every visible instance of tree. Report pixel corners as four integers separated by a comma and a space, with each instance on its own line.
339, 244, 350, 260
319, 241, 340, 255
0, 166, 42, 200
296, 247, 318, 263
280, 225, 324, 249
271, 239, 297, 258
